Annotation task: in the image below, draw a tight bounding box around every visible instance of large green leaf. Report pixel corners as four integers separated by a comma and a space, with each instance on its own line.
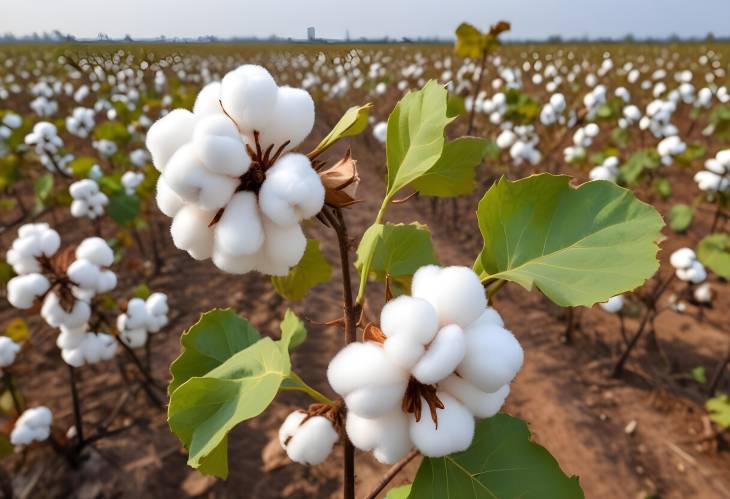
271, 240, 332, 300
410, 137, 490, 197
309, 103, 371, 157
408, 414, 584, 499
385, 80, 450, 201
475, 174, 663, 307
279, 309, 307, 351
697, 233, 730, 279
168, 309, 261, 395
168, 337, 290, 478
668, 204, 693, 233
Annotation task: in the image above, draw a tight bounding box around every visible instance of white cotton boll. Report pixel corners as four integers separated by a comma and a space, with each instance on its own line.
346, 409, 412, 464
220, 65, 279, 133
278, 411, 306, 446
705, 159, 726, 175
496, 129, 517, 149
7, 274, 50, 309
373, 121, 387, 143
145, 292, 168, 319
260, 216, 307, 271
211, 248, 262, 274
670, 247, 696, 270
584, 123, 600, 138
75, 237, 114, 267
120, 328, 147, 348
409, 393, 474, 457
170, 204, 216, 260
96, 270, 117, 293
694, 171, 727, 193
10, 406, 52, 446
258, 86, 315, 150
600, 295, 624, 313
459, 323, 523, 394
57, 325, 86, 350
280, 413, 338, 465
145, 108, 196, 172
676, 260, 707, 284
66, 259, 101, 290
156, 177, 185, 217
0, 337, 21, 368
192, 114, 251, 176
411, 265, 486, 328
193, 81, 222, 117
694, 282, 712, 303
259, 153, 324, 226
440, 376, 509, 418
411, 325, 466, 385
214, 191, 264, 256
380, 295, 439, 345
384, 333, 426, 371
327, 342, 408, 418
163, 143, 238, 210
41, 293, 91, 329
125, 298, 150, 329
62, 346, 85, 367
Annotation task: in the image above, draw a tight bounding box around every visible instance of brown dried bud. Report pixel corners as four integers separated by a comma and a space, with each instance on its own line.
319, 148, 361, 209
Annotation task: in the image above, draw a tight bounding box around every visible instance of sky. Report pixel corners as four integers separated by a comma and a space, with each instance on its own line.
1, 0, 729, 40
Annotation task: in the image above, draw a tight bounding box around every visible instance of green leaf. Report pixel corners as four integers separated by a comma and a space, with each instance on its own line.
279, 309, 307, 351
34, 173, 54, 202
108, 192, 140, 226
168, 309, 261, 395
386, 484, 413, 499
475, 174, 664, 307
94, 121, 129, 142
697, 233, 730, 279
271, 240, 332, 301
168, 337, 290, 478
385, 80, 450, 201
356, 223, 438, 282
408, 414, 584, 499
610, 127, 629, 149
69, 156, 97, 177
652, 177, 672, 200
691, 366, 707, 384
446, 93, 466, 118
0, 154, 20, 190
410, 137, 490, 197
309, 103, 372, 157
619, 149, 660, 184
668, 204, 693, 233
676, 143, 707, 166
707, 395, 730, 429
455, 22, 485, 59
132, 283, 151, 299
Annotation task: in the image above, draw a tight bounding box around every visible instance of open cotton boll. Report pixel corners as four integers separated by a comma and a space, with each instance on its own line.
327, 342, 408, 418
75, 237, 114, 268
163, 143, 238, 210
41, 293, 91, 329
373, 121, 387, 143
279, 412, 338, 465
258, 153, 325, 226
346, 409, 412, 464
409, 393, 474, 457
124, 298, 150, 330
10, 406, 52, 446
411, 325, 466, 385
439, 375, 509, 418
411, 265, 487, 328
670, 247, 696, 270
220, 65, 279, 134
0, 337, 20, 368
66, 259, 101, 290
145, 108, 197, 172
600, 295, 624, 313
145, 293, 169, 332
278, 411, 306, 446
383, 333, 426, 371
119, 328, 147, 348
156, 177, 185, 217
459, 322, 524, 394
259, 217, 307, 272
694, 282, 712, 303
211, 247, 263, 274
170, 204, 216, 260
57, 325, 87, 350
192, 81, 222, 117
192, 114, 251, 177
380, 295, 439, 345
213, 191, 265, 258
258, 86, 315, 150
676, 260, 707, 284
7, 274, 50, 309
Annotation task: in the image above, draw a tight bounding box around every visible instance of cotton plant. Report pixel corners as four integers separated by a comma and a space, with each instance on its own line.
657, 135, 686, 166
116, 292, 169, 348
93, 138, 118, 157
564, 123, 599, 163
694, 149, 730, 195
497, 125, 541, 166
145, 64, 324, 276
24, 122, 71, 175
670, 248, 707, 284
539, 92, 567, 126
65, 107, 95, 138
69, 179, 108, 219
589, 156, 620, 182
121, 171, 145, 195
10, 406, 53, 447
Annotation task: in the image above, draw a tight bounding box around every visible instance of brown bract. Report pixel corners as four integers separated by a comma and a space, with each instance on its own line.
318, 148, 361, 209
402, 377, 444, 427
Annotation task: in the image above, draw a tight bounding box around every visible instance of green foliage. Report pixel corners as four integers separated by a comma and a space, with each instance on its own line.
697, 233, 730, 279
108, 191, 140, 226
33, 173, 54, 210
410, 137, 491, 197
271, 240, 332, 300
0, 435, 12, 460
69, 156, 97, 177
504, 88, 540, 124
610, 127, 629, 149
446, 93, 466, 118
595, 97, 623, 121
94, 120, 130, 142
652, 177, 672, 199
475, 174, 664, 307
407, 414, 584, 499
709, 105, 730, 141
707, 395, 730, 429
279, 309, 307, 351
310, 103, 371, 157
619, 149, 660, 184
0, 154, 20, 190
131, 282, 152, 299
676, 143, 707, 166
668, 204, 693, 233
0, 262, 14, 285
454, 22, 508, 59
386, 485, 413, 499
691, 366, 707, 384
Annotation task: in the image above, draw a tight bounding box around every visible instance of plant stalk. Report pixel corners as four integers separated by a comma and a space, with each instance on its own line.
363, 449, 419, 499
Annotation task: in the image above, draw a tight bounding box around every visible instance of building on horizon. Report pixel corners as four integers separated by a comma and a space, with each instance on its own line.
307, 27, 315, 41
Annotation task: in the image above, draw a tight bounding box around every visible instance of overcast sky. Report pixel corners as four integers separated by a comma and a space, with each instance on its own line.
2, 0, 728, 40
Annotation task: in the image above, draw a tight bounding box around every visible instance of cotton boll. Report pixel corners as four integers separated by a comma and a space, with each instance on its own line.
258, 86, 315, 150
384, 333, 426, 370
279, 413, 338, 465
676, 260, 707, 283
469, 307, 505, 329
145, 108, 196, 172
192, 114, 251, 176
145, 293, 169, 332
214, 191, 265, 256
600, 295, 624, 313
458, 323, 524, 394
211, 248, 262, 275
193, 81, 222, 117
373, 122, 387, 143
439, 375, 509, 418
38, 228, 61, 256
278, 411, 306, 446
156, 177, 185, 217
7, 274, 50, 309
120, 328, 147, 348
41, 293, 91, 329
66, 259, 101, 290
57, 325, 86, 350
670, 247, 696, 270
95, 270, 117, 293
220, 65, 279, 134
259, 153, 325, 226
409, 393, 474, 457
0, 337, 21, 368
411, 325, 466, 385
411, 265, 487, 328
10, 406, 52, 446
170, 204, 216, 260
163, 143, 238, 210
75, 237, 114, 267
380, 295, 439, 345
694, 282, 712, 303
124, 298, 150, 330
346, 409, 412, 464
260, 216, 307, 271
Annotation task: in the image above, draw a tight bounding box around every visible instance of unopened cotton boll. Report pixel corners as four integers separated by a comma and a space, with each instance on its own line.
458, 321, 524, 394
192, 114, 251, 177
670, 247, 696, 270
278, 411, 338, 465
7, 273, 50, 309
170, 204, 216, 260
411, 265, 487, 328
346, 409, 412, 464
10, 406, 52, 446
220, 64, 279, 134
411, 325, 466, 385
258, 153, 325, 226
409, 393, 474, 457
600, 295, 624, 313
0, 337, 21, 368
439, 375, 509, 418
145, 108, 197, 172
